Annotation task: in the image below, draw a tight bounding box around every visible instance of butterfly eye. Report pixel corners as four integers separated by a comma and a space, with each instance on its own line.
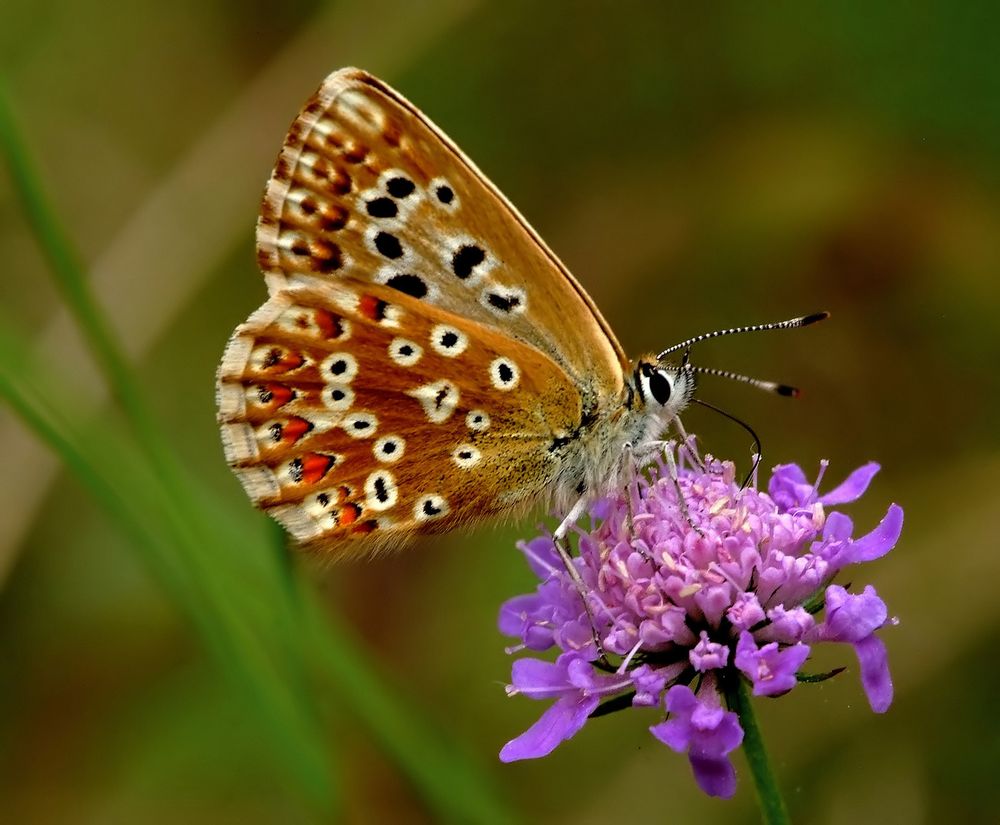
638, 364, 674, 407
649, 369, 673, 405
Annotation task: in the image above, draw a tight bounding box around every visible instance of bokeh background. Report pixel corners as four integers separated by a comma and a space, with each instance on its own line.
2, 2, 998, 823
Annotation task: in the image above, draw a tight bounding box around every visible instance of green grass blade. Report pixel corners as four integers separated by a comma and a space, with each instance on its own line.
1, 76, 514, 824
0, 321, 338, 810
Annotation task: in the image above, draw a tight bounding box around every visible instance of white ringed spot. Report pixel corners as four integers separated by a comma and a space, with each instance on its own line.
364, 470, 399, 512
414, 494, 449, 521
341, 411, 378, 438
357, 186, 404, 225
452, 444, 482, 470
323, 384, 354, 412
466, 410, 490, 431
489, 357, 520, 391
407, 379, 459, 423
275, 306, 335, 336
379, 169, 423, 203
373, 435, 405, 464
320, 352, 358, 382
388, 337, 423, 366
430, 324, 469, 357
304, 488, 341, 519
279, 457, 306, 485
480, 284, 527, 317
441, 234, 495, 287
375, 266, 438, 302
428, 176, 460, 212
249, 344, 310, 373
364, 224, 412, 265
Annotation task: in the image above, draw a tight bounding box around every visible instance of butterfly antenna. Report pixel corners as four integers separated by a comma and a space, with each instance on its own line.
689, 365, 800, 397
692, 398, 762, 489
657, 311, 829, 359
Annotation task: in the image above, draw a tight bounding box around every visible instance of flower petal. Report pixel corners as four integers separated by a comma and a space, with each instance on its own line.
849, 503, 904, 563
819, 585, 888, 643
499, 693, 600, 761
822, 511, 854, 543
854, 634, 893, 713
652, 684, 743, 798
690, 630, 730, 672
819, 462, 880, 506
509, 657, 570, 699
517, 536, 561, 579
767, 463, 812, 510
727, 592, 765, 631
735, 631, 810, 697
689, 754, 738, 799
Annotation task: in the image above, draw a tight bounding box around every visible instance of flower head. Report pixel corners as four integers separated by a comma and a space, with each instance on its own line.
499, 446, 902, 798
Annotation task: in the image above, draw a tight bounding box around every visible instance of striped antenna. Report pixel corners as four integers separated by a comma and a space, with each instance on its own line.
657, 312, 829, 359
689, 365, 800, 397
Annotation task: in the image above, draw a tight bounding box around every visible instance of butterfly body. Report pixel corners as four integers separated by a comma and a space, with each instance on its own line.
217, 69, 694, 557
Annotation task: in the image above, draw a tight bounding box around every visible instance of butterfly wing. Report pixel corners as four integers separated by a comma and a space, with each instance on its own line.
255, 68, 627, 413
218, 279, 585, 556
220, 68, 635, 555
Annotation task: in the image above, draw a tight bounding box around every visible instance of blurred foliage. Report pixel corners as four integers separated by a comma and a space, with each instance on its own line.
1, 1, 998, 823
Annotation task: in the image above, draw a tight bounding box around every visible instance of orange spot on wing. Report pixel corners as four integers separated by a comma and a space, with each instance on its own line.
359, 294, 388, 322
301, 452, 335, 484
339, 503, 361, 525
264, 348, 305, 372
262, 382, 294, 409
282, 417, 313, 443
313, 308, 344, 339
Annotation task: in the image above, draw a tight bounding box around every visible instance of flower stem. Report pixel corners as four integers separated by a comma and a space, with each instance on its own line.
731, 677, 790, 825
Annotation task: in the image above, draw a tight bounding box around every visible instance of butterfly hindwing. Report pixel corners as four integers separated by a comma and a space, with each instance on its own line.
218, 278, 584, 556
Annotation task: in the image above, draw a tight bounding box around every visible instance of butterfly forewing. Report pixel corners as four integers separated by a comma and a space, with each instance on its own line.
220, 68, 630, 556
256, 69, 627, 404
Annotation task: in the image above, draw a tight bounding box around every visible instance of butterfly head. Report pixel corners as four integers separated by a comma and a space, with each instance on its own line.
633, 353, 697, 423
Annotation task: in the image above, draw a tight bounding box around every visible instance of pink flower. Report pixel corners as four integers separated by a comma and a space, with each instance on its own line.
499, 446, 903, 797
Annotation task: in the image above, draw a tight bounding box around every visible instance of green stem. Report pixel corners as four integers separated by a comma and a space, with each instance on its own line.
731, 676, 790, 825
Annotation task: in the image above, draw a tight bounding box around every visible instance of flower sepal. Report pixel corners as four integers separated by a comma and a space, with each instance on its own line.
795, 666, 847, 684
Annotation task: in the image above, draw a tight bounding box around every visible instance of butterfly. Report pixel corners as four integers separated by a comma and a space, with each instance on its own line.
217, 68, 823, 558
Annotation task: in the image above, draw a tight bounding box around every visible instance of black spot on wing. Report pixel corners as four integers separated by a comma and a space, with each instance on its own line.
366, 197, 397, 218
386, 176, 415, 198
385, 273, 427, 299
375, 232, 403, 259
452, 244, 485, 279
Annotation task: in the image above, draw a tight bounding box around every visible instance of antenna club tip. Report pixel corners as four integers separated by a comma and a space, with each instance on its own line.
776, 384, 801, 398
802, 311, 830, 326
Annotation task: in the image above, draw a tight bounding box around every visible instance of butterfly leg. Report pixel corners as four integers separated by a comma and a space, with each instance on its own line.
622, 441, 637, 535
672, 417, 705, 471
638, 438, 705, 537
620, 441, 654, 561
661, 440, 705, 537
552, 499, 608, 663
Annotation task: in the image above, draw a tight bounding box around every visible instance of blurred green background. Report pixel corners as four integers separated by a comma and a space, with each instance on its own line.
2, 1, 998, 823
